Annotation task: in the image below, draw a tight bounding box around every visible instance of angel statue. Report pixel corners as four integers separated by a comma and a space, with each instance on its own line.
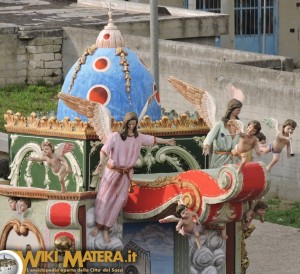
159, 203, 205, 249
261, 118, 297, 172
27, 141, 74, 192
168, 76, 244, 168
58, 92, 176, 243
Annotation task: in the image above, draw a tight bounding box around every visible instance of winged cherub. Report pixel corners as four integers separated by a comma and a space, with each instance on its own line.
230, 120, 261, 173
159, 203, 204, 249
261, 118, 297, 172
27, 141, 74, 192
58, 92, 176, 243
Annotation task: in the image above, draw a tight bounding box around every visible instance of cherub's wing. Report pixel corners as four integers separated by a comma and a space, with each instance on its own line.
159, 215, 180, 223
61, 143, 75, 156
233, 120, 245, 133
263, 117, 279, 135
55, 143, 74, 157
168, 76, 217, 129
57, 93, 112, 142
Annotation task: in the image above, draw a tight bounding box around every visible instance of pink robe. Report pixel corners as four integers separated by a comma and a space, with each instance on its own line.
95, 132, 155, 227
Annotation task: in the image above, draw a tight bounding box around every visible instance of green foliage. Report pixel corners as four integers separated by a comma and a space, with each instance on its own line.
0, 84, 60, 132
265, 198, 300, 228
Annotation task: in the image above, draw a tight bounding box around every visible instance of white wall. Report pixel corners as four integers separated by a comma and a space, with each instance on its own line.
278, 0, 300, 67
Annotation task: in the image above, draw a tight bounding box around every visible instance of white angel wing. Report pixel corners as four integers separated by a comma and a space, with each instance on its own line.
138, 91, 158, 122
168, 76, 217, 129
57, 93, 112, 143
88, 103, 112, 143
263, 117, 280, 135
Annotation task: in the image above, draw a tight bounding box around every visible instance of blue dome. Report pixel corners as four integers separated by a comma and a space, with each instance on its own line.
57, 46, 161, 122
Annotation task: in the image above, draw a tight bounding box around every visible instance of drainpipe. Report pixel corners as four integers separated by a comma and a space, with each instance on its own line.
150, 0, 159, 90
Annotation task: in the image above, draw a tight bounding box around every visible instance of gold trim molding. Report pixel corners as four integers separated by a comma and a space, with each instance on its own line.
0, 185, 97, 200
4, 111, 209, 139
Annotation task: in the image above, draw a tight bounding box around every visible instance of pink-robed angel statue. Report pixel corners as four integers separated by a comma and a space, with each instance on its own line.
58, 92, 176, 243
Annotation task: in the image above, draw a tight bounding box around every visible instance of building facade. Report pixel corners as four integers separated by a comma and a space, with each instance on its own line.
122, 0, 300, 67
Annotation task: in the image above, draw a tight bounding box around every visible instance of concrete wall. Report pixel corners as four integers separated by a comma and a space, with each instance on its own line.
80, 0, 229, 40
0, 0, 228, 86
0, 27, 63, 86
278, 0, 300, 67
63, 28, 300, 201
0, 27, 27, 86
123, 0, 183, 8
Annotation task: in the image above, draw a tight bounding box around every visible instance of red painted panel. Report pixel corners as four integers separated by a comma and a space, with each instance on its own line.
50, 202, 72, 227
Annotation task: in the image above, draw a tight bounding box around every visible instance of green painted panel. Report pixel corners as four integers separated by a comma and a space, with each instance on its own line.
8, 133, 207, 192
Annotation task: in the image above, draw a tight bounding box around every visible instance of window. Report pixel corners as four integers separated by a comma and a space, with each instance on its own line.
235, 0, 273, 35
196, 0, 221, 13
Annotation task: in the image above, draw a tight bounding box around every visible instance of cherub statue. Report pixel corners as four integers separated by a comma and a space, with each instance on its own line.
230, 120, 261, 173
159, 203, 204, 249
242, 200, 268, 231
58, 91, 175, 243
27, 141, 74, 192
261, 118, 297, 172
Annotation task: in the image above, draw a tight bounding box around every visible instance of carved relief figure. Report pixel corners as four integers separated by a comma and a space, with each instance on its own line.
27, 141, 74, 192
16, 198, 32, 218
8, 197, 19, 211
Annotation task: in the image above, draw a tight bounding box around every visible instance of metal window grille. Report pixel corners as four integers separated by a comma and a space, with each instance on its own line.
235, 0, 274, 36
196, 0, 274, 39
196, 0, 221, 13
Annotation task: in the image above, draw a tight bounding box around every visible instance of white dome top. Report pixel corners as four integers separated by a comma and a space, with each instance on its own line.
96, 9, 125, 48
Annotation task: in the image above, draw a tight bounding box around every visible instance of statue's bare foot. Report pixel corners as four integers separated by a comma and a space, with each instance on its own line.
102, 229, 111, 243
90, 226, 100, 237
